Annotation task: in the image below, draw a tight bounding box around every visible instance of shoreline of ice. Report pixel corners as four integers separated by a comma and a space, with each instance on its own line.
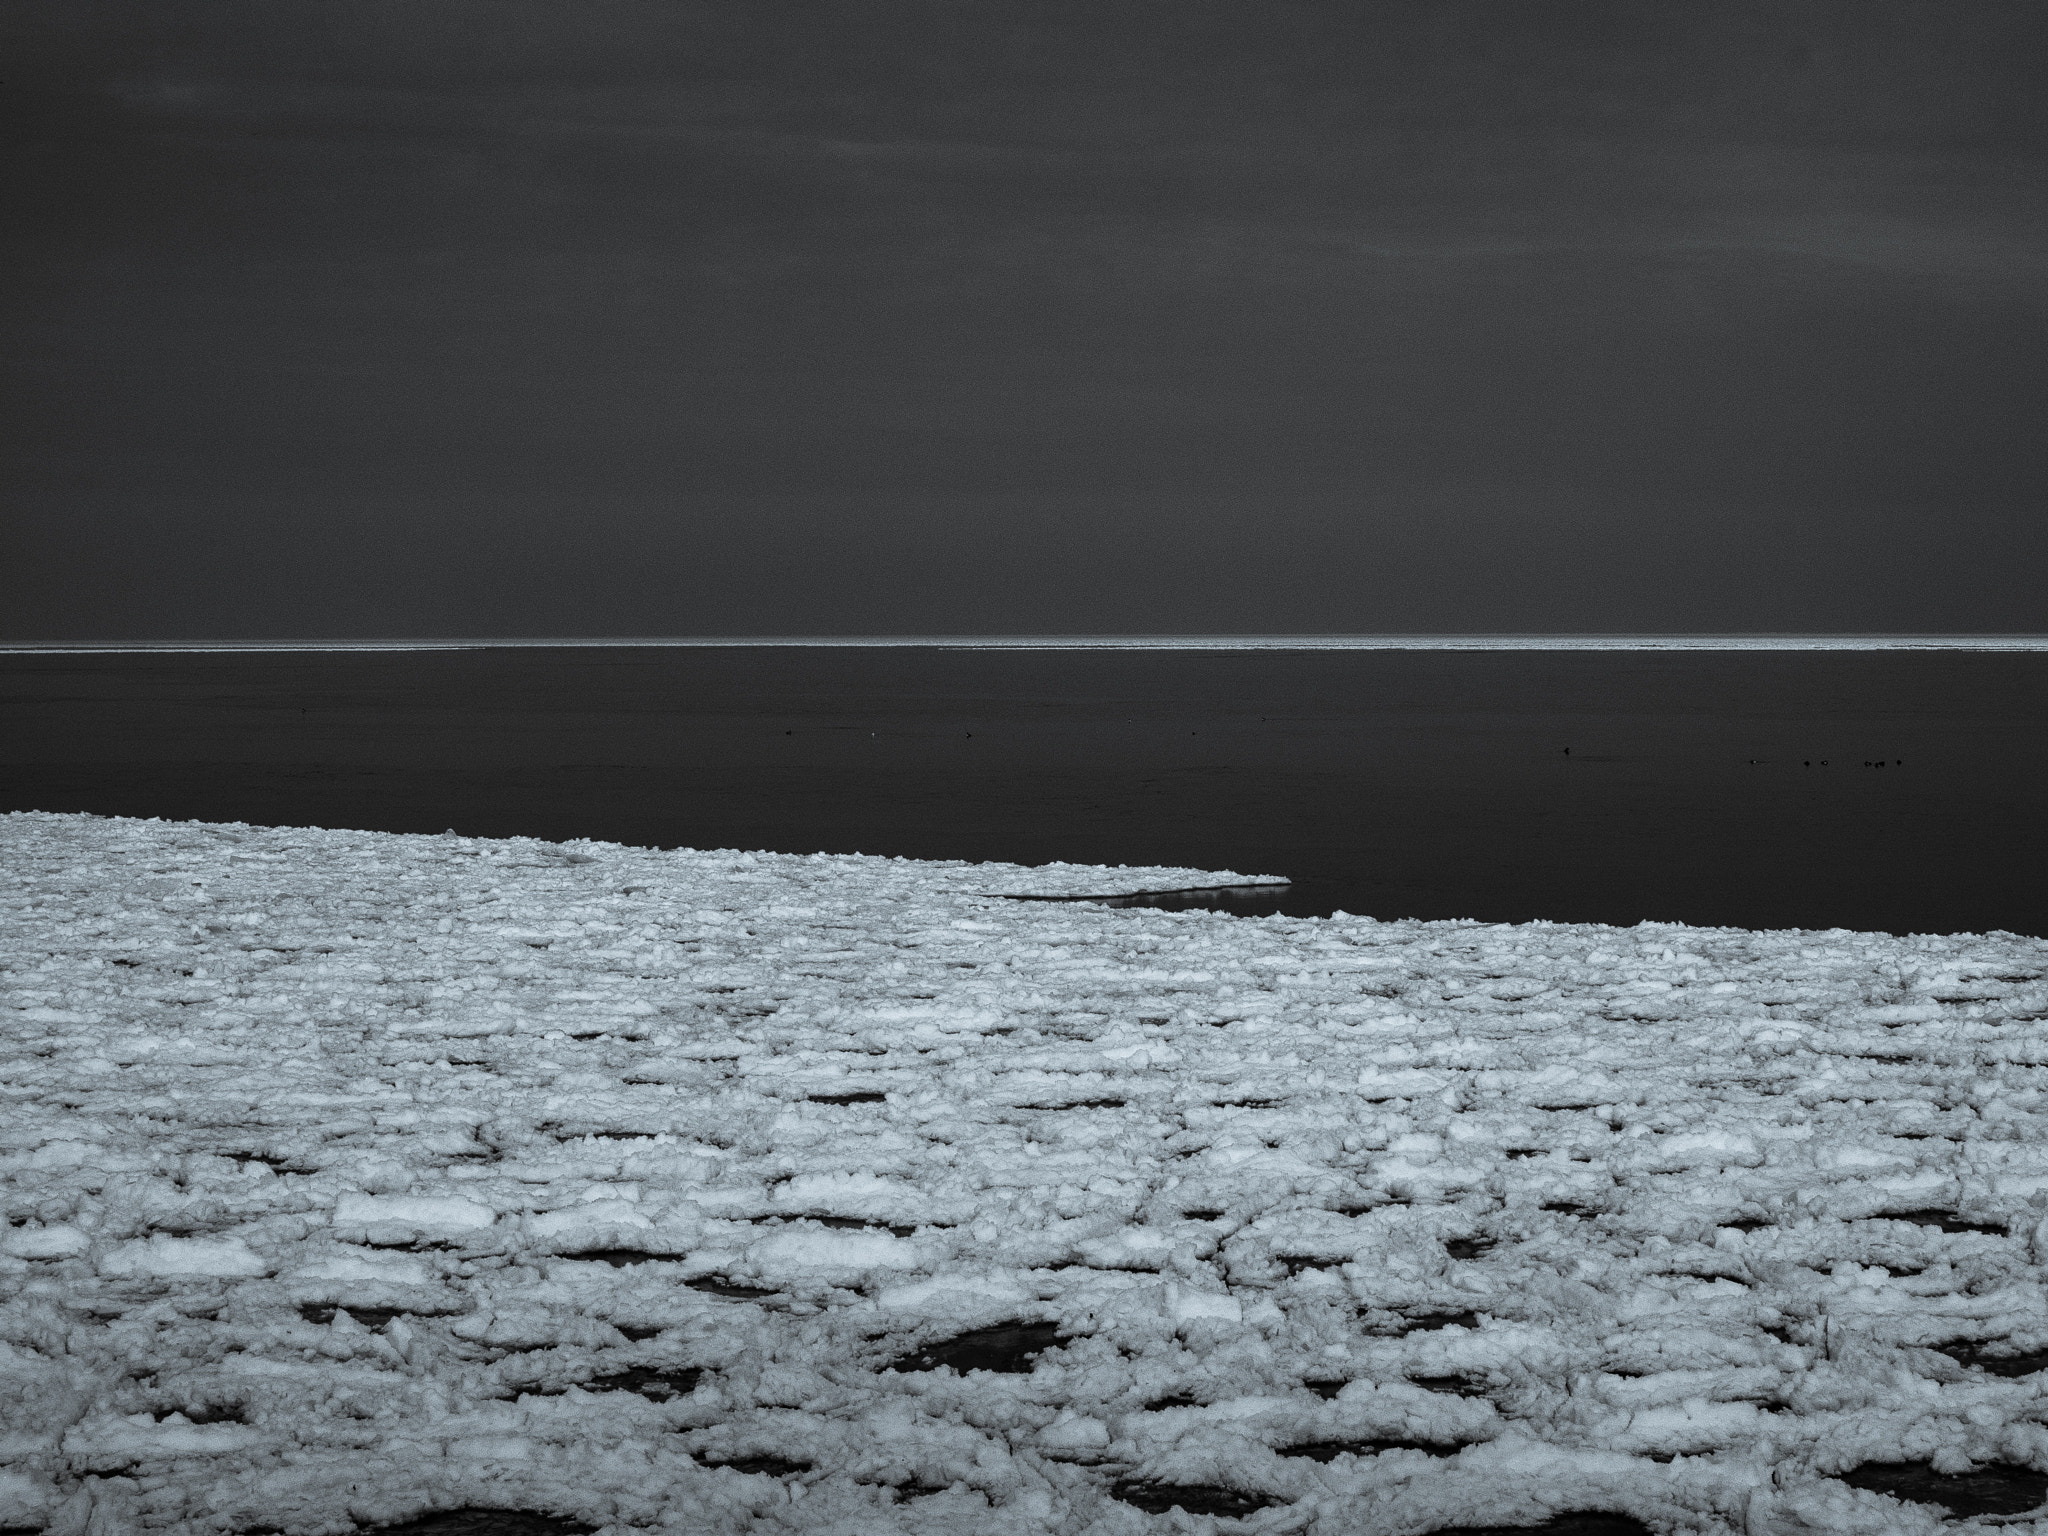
5, 812, 2048, 1535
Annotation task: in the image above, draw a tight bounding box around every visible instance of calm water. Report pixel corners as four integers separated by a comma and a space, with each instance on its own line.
3, 646, 2043, 937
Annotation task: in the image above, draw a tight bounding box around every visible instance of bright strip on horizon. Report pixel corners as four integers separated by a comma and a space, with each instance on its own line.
6, 634, 2048, 654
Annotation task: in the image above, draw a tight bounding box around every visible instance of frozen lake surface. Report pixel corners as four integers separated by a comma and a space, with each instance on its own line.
5, 812, 2048, 1534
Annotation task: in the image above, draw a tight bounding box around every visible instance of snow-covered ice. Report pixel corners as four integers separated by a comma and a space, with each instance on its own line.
4, 811, 2048, 1535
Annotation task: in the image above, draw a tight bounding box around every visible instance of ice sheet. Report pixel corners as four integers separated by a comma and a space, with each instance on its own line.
4, 811, 2048, 1534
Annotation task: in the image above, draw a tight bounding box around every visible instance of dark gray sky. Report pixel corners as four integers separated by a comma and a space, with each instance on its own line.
9, 1, 2047, 638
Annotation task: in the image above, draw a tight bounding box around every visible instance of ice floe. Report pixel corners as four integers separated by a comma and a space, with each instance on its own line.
4, 811, 2048, 1534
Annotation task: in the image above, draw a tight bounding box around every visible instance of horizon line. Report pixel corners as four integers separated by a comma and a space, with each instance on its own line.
7, 633, 2048, 654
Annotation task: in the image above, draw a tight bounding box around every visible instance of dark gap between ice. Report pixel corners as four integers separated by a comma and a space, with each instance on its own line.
1504, 1148, 1545, 1159
561, 1249, 687, 1268
231, 1151, 311, 1172
1838, 1462, 2048, 1517
1933, 1340, 2048, 1377
1410, 1374, 1490, 1396
686, 1276, 782, 1299
1110, 1483, 1283, 1518
1721, 1218, 1773, 1233
1304, 1380, 1350, 1400
1445, 1237, 1497, 1259
1542, 1202, 1598, 1218
698, 1455, 810, 1477
365, 1514, 595, 1536
299, 1304, 459, 1329
1024, 1099, 1127, 1111
1144, 1393, 1198, 1410
150, 1219, 233, 1237
155, 1404, 246, 1425
1284, 1438, 1463, 1462
1400, 1311, 1481, 1333
992, 883, 1292, 913
563, 1366, 702, 1401
809, 1092, 887, 1105
1276, 1254, 1345, 1277
889, 1320, 1067, 1375
1877, 1208, 2005, 1235
1181, 1209, 1225, 1221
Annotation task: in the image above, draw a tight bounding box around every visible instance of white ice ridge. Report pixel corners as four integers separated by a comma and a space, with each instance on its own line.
9, 634, 2048, 653
4, 812, 2048, 1535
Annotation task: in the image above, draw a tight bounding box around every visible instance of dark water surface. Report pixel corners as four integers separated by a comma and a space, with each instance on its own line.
3, 647, 2042, 937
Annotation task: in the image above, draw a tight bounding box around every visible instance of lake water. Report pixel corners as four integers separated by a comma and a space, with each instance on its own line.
3, 644, 2043, 937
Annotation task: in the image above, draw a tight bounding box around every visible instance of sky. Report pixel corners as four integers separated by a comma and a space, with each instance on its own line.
8, 1, 2047, 639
